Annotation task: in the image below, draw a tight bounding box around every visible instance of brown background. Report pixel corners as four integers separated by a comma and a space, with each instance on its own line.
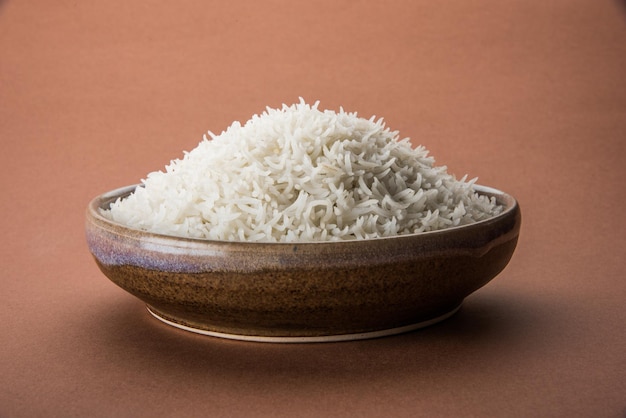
1, 0, 625, 416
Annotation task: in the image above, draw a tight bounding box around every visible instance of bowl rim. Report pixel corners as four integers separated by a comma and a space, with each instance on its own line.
87, 183, 519, 247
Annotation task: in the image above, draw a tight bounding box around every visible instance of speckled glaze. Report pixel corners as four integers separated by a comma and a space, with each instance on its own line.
85, 184, 521, 342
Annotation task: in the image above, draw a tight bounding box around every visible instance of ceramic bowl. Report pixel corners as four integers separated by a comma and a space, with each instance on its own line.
85, 184, 520, 343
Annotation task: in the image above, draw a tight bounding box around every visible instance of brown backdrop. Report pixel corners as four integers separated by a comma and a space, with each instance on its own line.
1, 0, 625, 416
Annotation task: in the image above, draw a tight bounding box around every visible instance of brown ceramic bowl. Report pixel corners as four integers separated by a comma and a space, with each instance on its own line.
85, 184, 520, 343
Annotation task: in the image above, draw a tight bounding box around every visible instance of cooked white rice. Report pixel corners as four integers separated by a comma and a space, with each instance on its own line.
103, 99, 502, 242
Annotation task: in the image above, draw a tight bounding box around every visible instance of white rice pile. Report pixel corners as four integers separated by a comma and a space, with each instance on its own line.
103, 100, 502, 242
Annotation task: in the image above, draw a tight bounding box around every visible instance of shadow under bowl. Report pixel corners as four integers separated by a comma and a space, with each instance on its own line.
85, 184, 521, 343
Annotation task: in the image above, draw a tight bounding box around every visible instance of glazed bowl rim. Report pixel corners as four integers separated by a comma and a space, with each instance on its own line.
87, 183, 518, 247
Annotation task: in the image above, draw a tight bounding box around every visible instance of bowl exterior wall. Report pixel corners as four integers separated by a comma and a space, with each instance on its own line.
86, 185, 520, 338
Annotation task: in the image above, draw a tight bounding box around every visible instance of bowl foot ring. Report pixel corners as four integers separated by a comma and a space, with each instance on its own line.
146, 304, 462, 343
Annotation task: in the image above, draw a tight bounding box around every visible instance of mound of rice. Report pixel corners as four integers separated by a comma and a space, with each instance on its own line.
103, 99, 502, 242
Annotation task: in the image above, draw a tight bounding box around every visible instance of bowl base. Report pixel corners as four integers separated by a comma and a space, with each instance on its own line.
146, 304, 462, 343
